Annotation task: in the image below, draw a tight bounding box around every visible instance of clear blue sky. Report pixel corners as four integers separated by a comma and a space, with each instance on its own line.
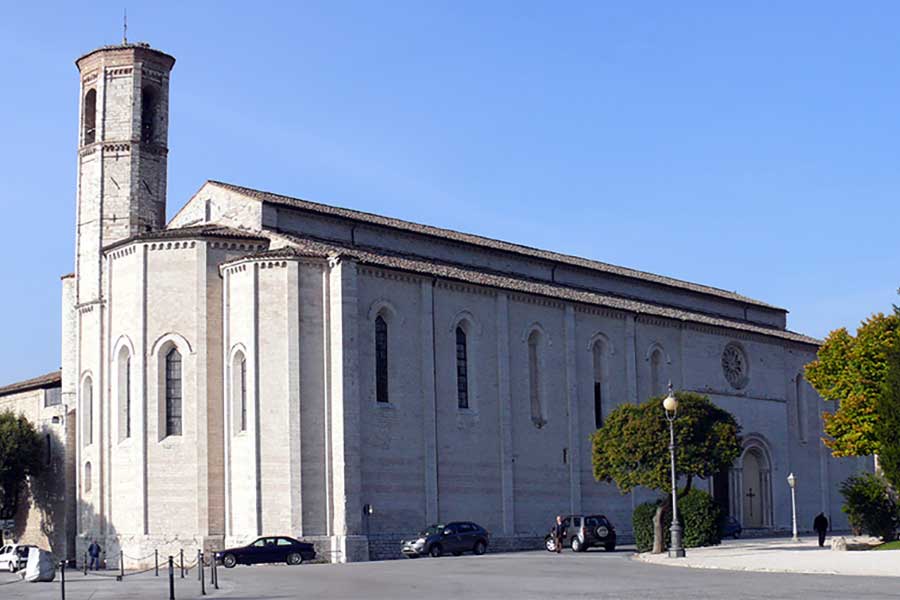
0, 2, 897, 384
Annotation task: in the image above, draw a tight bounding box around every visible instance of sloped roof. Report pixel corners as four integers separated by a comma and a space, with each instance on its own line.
104, 224, 267, 252
0, 370, 61, 397
257, 233, 818, 346
207, 180, 783, 312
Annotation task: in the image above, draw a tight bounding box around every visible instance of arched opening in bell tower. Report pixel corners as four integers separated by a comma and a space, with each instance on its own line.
83, 89, 96, 145
141, 86, 158, 143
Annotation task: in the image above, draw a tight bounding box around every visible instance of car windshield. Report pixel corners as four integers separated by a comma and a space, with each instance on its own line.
420, 524, 444, 536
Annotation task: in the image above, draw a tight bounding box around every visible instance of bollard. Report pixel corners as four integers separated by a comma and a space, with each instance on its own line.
168, 556, 175, 600
200, 551, 206, 596
212, 553, 218, 590
155, 549, 159, 577
60, 560, 66, 600
83, 552, 87, 575
119, 550, 124, 581
197, 549, 201, 581
179, 548, 184, 578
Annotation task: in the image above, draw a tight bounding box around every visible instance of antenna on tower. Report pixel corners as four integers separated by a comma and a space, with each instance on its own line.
123, 8, 128, 44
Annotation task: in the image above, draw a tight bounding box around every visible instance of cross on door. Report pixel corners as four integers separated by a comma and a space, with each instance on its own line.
746, 487, 756, 517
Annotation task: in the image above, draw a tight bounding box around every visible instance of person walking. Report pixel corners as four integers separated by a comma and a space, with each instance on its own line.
813, 513, 829, 547
88, 539, 102, 570
552, 515, 567, 554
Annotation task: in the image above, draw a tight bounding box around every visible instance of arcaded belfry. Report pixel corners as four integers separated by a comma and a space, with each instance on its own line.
0, 37, 870, 565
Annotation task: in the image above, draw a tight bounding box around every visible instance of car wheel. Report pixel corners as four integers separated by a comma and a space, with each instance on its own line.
545, 536, 556, 552
286, 553, 303, 566
429, 544, 442, 558
604, 543, 616, 552
734, 531, 741, 539
222, 554, 237, 569
571, 537, 582, 552
8, 562, 16, 573
473, 540, 487, 556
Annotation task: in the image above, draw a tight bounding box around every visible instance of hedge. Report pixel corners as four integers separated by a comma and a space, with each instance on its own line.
632, 489, 722, 552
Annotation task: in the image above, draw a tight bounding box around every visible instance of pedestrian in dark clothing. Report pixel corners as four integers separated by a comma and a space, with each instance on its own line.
813, 513, 829, 547
553, 515, 567, 554
88, 540, 102, 570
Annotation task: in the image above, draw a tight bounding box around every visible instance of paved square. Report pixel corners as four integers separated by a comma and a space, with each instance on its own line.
1, 548, 897, 599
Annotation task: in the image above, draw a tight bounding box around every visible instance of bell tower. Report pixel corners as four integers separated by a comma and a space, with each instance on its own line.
74, 43, 175, 303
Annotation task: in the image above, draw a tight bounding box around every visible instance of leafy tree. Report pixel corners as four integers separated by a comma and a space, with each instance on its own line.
805, 310, 900, 457
592, 391, 742, 552
875, 342, 900, 489
839, 473, 899, 541
0, 410, 44, 520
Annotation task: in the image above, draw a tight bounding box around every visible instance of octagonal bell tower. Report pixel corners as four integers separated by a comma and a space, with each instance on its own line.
74, 43, 175, 304
71, 42, 175, 544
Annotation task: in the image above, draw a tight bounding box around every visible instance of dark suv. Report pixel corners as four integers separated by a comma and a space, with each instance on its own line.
545, 514, 616, 552
401, 522, 490, 558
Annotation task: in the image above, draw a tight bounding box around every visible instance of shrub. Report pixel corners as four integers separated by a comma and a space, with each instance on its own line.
839, 473, 899, 541
679, 488, 722, 548
632, 489, 722, 552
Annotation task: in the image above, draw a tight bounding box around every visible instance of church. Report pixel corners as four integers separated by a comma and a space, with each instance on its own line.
0, 40, 869, 564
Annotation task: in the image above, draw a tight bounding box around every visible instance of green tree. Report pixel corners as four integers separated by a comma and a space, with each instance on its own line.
591, 391, 742, 553
805, 311, 900, 457
0, 410, 44, 520
839, 473, 898, 541
875, 341, 900, 489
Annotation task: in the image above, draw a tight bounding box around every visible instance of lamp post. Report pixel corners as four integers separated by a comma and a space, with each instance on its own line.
787, 472, 799, 542
663, 383, 685, 558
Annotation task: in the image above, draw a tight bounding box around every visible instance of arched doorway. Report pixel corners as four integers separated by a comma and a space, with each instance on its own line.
734, 440, 774, 529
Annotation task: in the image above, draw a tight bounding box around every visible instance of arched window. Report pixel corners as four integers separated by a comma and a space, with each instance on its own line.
117, 347, 132, 441
165, 348, 183, 437
82, 376, 93, 447
528, 330, 546, 428
83, 89, 96, 145
375, 315, 389, 403
650, 348, 664, 397
456, 326, 469, 409
84, 462, 92, 493
592, 340, 606, 429
141, 86, 158, 143
232, 351, 248, 433
796, 374, 808, 443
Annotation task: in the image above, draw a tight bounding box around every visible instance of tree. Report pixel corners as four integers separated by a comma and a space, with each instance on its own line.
591, 391, 742, 553
875, 341, 900, 489
805, 310, 900, 457
839, 473, 899, 541
0, 410, 44, 520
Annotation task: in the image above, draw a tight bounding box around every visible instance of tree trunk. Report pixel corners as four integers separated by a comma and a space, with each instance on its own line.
652, 503, 668, 554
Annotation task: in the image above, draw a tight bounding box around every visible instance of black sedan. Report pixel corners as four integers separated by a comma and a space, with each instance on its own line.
216, 536, 316, 568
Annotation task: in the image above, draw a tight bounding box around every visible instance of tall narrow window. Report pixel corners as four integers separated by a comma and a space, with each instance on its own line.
375, 315, 389, 403
165, 348, 182, 437
82, 376, 93, 447
83, 89, 96, 145
456, 326, 469, 409
796, 374, 808, 443
528, 330, 546, 428
240, 356, 247, 432
592, 340, 605, 429
650, 349, 664, 397
141, 86, 158, 143
117, 347, 132, 441
84, 462, 92, 493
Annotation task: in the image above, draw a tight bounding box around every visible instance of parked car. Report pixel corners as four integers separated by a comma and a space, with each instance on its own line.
721, 515, 742, 539
401, 522, 490, 558
544, 515, 616, 552
0, 544, 37, 572
216, 536, 316, 568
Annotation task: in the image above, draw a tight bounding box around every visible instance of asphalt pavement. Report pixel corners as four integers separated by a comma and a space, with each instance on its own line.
0, 546, 896, 599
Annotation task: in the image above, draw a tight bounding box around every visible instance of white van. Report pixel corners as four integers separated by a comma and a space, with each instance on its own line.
0, 544, 36, 572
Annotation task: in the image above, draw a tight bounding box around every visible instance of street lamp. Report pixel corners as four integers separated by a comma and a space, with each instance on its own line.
663, 383, 685, 558
787, 473, 799, 542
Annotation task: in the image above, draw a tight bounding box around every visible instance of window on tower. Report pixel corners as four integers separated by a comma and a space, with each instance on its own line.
83, 89, 96, 145
141, 86, 158, 143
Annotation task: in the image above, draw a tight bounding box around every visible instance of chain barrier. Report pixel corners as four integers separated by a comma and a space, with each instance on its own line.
122, 550, 157, 561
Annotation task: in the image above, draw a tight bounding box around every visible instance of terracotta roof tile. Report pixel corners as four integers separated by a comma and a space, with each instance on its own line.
0, 370, 62, 397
